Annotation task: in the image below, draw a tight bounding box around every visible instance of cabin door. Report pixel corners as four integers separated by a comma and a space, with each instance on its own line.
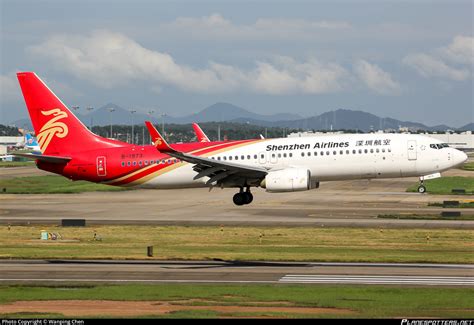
97, 156, 107, 176
407, 140, 417, 160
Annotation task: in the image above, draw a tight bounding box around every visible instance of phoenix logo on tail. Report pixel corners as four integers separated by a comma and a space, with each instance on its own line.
37, 108, 69, 152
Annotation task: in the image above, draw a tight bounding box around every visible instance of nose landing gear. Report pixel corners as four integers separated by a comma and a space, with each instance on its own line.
417, 179, 427, 193
233, 187, 253, 205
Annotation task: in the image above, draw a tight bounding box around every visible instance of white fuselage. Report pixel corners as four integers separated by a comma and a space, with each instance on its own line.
140, 133, 468, 189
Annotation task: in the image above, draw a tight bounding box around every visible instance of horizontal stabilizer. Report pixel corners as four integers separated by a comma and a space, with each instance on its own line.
12, 152, 71, 164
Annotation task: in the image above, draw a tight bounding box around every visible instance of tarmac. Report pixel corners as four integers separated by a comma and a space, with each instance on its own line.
1, 166, 473, 228
1, 259, 473, 286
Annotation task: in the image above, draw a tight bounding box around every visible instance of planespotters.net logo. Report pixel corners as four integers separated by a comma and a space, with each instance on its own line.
402, 320, 473, 325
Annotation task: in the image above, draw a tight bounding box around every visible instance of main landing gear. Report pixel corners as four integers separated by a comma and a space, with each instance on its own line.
417, 180, 427, 193
233, 187, 253, 206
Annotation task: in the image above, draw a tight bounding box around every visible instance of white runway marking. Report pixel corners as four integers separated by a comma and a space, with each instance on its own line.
279, 275, 474, 286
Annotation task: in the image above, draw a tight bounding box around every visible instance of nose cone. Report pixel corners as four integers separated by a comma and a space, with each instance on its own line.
453, 149, 468, 167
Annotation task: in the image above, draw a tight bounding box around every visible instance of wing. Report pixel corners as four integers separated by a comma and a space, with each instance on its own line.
145, 121, 267, 187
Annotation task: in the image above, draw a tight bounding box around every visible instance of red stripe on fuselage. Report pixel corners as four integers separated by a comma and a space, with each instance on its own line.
105, 139, 261, 186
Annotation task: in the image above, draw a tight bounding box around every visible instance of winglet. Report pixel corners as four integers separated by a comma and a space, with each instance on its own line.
145, 121, 175, 152
192, 123, 210, 142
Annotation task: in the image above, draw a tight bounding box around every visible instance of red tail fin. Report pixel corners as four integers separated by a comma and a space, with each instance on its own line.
17, 72, 124, 155
192, 123, 210, 142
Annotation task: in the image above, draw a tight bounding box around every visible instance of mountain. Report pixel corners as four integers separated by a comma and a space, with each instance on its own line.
231, 109, 468, 132
458, 123, 474, 131
166, 102, 302, 124
11, 102, 470, 132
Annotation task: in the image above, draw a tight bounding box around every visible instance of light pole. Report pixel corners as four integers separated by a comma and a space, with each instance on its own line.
161, 113, 167, 136
86, 107, 94, 130
147, 110, 155, 144
108, 107, 115, 138
130, 109, 136, 144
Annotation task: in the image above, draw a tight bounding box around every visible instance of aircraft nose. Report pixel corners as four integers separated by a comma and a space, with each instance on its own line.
453, 149, 468, 166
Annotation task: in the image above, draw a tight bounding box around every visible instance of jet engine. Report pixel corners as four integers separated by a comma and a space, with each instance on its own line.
260, 168, 317, 192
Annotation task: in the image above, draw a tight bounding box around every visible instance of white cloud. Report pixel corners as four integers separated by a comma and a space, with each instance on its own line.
353, 60, 401, 95
160, 13, 352, 41
403, 35, 472, 81
403, 53, 470, 81
440, 35, 474, 65
29, 30, 351, 95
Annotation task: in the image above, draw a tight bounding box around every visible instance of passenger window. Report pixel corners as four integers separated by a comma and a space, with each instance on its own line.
223, 156, 227, 160
283, 153, 287, 158
352, 150, 356, 154
260, 154, 264, 159
333, 151, 336, 155
370, 149, 374, 153
382, 149, 385, 153
121, 162, 125, 167
364, 149, 368, 154
217, 157, 221, 160
308, 152, 311, 157
340, 150, 343, 155
254, 155, 257, 159
388, 148, 391, 152
272, 154, 276, 158
358, 149, 362, 154
289, 153, 293, 157
133, 161, 137, 166
127, 161, 131, 166
321, 151, 324, 156
235, 156, 238, 160
376, 149, 379, 153
144, 160, 148, 165
278, 153, 281, 158
247, 155, 250, 160
301, 152, 305, 157
314, 152, 318, 156
326, 151, 330, 155
229, 156, 232, 160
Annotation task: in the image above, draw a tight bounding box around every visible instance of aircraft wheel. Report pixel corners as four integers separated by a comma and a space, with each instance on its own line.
417, 185, 426, 193
243, 192, 253, 205
233, 193, 245, 206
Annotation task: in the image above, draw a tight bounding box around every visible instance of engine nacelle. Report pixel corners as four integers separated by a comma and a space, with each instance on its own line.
261, 168, 317, 192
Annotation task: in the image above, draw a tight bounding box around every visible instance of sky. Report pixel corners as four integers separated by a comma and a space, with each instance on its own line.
0, 0, 473, 127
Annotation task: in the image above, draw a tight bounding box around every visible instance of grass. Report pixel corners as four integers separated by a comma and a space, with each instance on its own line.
407, 176, 474, 195
0, 161, 35, 168
378, 214, 474, 221
462, 162, 474, 171
0, 284, 472, 318
1, 225, 473, 263
0, 175, 129, 194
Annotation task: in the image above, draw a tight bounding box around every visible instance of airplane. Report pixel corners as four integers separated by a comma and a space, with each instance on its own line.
24, 133, 42, 153
192, 122, 265, 141
14, 72, 468, 205
192, 123, 210, 142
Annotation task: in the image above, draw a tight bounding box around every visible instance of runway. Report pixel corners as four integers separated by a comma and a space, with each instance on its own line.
1, 166, 473, 228
1, 260, 473, 286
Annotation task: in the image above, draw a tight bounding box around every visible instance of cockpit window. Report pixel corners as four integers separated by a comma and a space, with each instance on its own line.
430, 143, 449, 149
